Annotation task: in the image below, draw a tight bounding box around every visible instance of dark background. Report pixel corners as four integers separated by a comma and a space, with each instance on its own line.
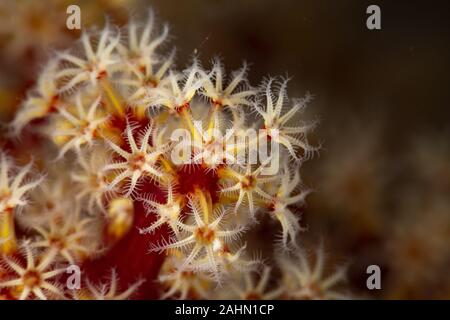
150, 0, 450, 132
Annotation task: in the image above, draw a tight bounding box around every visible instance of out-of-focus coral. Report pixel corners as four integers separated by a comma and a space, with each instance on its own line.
0, 241, 67, 300
408, 133, 450, 198
0, 1, 69, 64
276, 244, 350, 300
385, 198, 450, 299
213, 267, 283, 300
73, 268, 144, 300
0, 0, 141, 123
306, 115, 387, 249
381, 133, 450, 299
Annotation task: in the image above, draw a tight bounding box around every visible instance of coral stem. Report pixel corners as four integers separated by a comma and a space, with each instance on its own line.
100, 78, 125, 117
0, 213, 16, 254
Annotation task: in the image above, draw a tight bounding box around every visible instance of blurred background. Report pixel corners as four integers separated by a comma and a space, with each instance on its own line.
1, 0, 449, 299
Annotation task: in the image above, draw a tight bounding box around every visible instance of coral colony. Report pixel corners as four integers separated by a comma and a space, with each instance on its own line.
0, 10, 349, 300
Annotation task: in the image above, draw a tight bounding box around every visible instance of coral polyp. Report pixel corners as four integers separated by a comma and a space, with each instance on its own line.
0, 241, 66, 300
0, 9, 348, 300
